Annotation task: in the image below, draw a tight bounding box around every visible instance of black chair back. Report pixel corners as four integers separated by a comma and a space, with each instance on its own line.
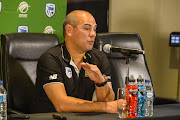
95, 33, 152, 99
1, 33, 59, 113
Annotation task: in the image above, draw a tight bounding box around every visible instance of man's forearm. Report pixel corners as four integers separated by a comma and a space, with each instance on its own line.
95, 83, 115, 102
44, 82, 116, 113
55, 95, 118, 113
55, 95, 107, 113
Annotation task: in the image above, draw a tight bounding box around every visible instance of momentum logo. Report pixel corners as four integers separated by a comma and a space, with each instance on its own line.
45, 3, 55, 18
44, 26, 55, 34
17, 1, 30, 18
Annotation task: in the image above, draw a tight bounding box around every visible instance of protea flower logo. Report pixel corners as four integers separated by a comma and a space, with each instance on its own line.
44, 26, 55, 34
18, 25, 28, 33
0, 1, 2, 13
45, 3, 55, 18
17, 1, 30, 13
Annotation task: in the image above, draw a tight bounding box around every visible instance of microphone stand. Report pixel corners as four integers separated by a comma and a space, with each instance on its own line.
120, 52, 132, 85
125, 55, 131, 85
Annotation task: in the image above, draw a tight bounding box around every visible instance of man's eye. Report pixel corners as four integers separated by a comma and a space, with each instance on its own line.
84, 28, 90, 31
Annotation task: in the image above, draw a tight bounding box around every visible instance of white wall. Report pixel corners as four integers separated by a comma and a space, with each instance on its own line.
109, 0, 180, 99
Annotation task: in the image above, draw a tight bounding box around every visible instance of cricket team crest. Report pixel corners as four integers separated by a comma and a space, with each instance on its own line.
17, 1, 30, 13
18, 25, 28, 33
65, 67, 72, 78
17, 1, 30, 18
0, 2, 2, 13
43, 26, 55, 34
45, 3, 55, 18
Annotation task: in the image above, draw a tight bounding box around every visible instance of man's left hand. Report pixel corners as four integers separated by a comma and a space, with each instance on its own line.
80, 62, 105, 83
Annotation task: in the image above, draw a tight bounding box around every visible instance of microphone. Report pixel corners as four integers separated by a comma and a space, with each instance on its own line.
103, 44, 145, 55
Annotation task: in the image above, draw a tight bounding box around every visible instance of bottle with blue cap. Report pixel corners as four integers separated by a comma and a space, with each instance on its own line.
0, 81, 7, 119
145, 79, 153, 117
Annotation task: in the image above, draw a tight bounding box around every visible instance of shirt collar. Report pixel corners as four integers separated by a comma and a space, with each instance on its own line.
61, 42, 92, 63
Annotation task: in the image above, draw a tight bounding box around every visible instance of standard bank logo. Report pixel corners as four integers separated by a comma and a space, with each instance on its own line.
44, 26, 55, 34
0, 1, 2, 13
45, 3, 55, 18
18, 25, 28, 33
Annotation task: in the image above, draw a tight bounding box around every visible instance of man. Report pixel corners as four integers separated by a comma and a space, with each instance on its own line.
32, 10, 125, 113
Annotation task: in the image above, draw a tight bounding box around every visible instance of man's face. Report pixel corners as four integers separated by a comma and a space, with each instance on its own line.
71, 13, 97, 53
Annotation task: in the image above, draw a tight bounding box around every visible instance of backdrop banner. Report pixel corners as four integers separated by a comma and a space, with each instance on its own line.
0, 0, 67, 43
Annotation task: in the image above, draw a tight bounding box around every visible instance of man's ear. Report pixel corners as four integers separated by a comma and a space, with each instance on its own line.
65, 24, 73, 36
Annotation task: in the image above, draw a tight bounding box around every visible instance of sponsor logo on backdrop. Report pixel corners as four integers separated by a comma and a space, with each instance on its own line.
44, 26, 55, 34
0, 1, 2, 13
18, 25, 28, 33
45, 3, 55, 18
17, 1, 31, 18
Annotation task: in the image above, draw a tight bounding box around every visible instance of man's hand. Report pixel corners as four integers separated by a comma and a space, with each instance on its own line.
81, 62, 115, 102
106, 99, 126, 113
80, 62, 105, 83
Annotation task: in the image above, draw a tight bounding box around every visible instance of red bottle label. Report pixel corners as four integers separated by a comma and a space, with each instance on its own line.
126, 85, 138, 118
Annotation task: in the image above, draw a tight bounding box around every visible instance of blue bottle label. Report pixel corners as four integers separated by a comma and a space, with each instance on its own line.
138, 85, 146, 89
0, 94, 7, 102
138, 91, 143, 98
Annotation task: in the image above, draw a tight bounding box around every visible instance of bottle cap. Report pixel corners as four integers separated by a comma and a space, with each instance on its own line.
129, 75, 134, 80
0, 81, 3, 85
138, 74, 143, 78
145, 79, 151, 83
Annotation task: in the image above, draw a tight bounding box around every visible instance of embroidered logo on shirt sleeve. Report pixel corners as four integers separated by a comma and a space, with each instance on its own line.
49, 74, 58, 80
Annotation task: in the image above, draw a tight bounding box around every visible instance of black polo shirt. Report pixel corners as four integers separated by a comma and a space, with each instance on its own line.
32, 43, 111, 113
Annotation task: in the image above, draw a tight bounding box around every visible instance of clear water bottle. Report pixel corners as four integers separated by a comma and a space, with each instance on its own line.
137, 74, 146, 117
0, 81, 7, 120
145, 79, 153, 117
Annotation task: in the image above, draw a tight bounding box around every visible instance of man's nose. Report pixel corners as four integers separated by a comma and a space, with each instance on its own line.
90, 29, 96, 37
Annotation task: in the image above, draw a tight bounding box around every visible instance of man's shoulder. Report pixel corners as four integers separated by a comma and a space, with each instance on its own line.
45, 44, 61, 54
39, 44, 62, 60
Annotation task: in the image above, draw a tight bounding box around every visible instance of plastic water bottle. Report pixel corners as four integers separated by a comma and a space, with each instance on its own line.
137, 74, 146, 117
145, 79, 153, 117
0, 81, 7, 120
126, 75, 138, 118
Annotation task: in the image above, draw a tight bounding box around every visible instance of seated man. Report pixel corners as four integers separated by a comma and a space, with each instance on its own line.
31, 10, 125, 113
